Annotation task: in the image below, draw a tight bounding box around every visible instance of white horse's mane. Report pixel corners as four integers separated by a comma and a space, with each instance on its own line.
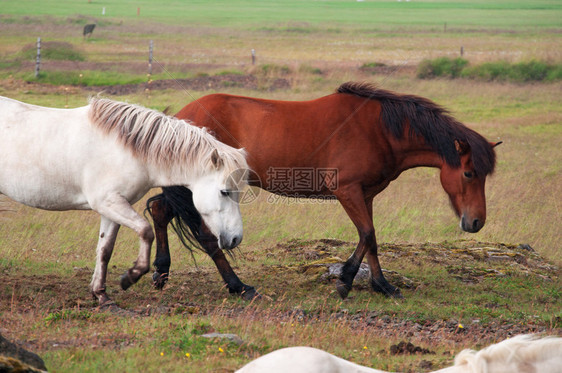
88, 97, 248, 179
450, 334, 562, 373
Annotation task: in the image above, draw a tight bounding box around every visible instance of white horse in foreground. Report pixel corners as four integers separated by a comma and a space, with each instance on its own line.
236, 335, 562, 373
0, 96, 248, 306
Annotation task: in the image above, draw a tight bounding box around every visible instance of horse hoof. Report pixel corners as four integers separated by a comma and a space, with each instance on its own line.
99, 300, 118, 310
384, 288, 404, 299
120, 272, 134, 290
241, 287, 260, 301
152, 271, 168, 290
96, 291, 117, 309
336, 280, 351, 299
371, 279, 403, 299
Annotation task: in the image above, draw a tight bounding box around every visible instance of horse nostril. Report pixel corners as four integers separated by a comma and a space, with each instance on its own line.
472, 219, 480, 232
231, 236, 241, 248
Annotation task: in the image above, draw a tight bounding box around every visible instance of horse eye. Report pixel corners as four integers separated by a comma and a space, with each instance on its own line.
220, 190, 229, 197
464, 171, 473, 179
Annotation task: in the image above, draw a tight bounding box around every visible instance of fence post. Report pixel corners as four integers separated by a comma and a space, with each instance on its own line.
148, 40, 153, 75
34, 37, 41, 78
251, 49, 256, 65
460, 46, 464, 56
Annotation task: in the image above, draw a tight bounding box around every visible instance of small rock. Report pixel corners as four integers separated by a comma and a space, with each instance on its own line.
200, 333, 244, 346
0, 333, 47, 371
321, 263, 373, 282
517, 244, 534, 252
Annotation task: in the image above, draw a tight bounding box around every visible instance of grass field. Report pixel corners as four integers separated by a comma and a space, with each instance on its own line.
0, 1, 561, 372
2, 0, 561, 29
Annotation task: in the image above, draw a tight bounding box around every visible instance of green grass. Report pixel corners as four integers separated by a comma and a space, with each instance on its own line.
29, 70, 146, 86
462, 60, 562, 82
2, 238, 560, 372
0, 2, 560, 372
417, 57, 469, 78
1, 0, 561, 30
418, 57, 562, 82
18, 41, 86, 62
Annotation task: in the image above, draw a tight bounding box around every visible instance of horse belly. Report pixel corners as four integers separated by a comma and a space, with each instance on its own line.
0, 166, 90, 211
0, 105, 92, 210
0, 144, 89, 210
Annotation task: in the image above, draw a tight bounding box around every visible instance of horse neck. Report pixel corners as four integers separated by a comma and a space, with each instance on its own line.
392, 137, 445, 173
145, 162, 204, 188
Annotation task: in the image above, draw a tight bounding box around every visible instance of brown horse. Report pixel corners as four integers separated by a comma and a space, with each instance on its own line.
147, 82, 500, 300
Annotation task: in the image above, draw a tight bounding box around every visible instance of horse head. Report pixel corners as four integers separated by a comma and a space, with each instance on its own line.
189, 149, 248, 251
440, 140, 501, 233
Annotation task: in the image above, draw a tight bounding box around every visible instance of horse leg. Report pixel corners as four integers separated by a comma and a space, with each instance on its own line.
90, 216, 120, 306
150, 197, 173, 289
333, 184, 374, 299
364, 197, 402, 298
149, 191, 256, 299
334, 186, 401, 299
199, 223, 259, 300
92, 194, 154, 293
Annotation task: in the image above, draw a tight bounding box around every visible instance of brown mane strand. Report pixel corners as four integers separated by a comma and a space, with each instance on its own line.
337, 82, 496, 175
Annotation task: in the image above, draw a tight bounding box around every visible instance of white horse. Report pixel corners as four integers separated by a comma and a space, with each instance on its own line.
236, 335, 562, 373
236, 345, 385, 373
433, 334, 562, 373
0, 96, 248, 306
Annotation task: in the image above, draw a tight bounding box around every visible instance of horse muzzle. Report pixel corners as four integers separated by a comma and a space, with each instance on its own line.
219, 234, 243, 251
460, 214, 484, 233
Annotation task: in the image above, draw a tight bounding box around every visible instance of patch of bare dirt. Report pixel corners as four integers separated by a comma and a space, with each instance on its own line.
4, 69, 291, 95
390, 341, 434, 355
269, 238, 559, 288
97, 75, 256, 95
18, 60, 228, 75
83, 74, 290, 95
1, 239, 560, 352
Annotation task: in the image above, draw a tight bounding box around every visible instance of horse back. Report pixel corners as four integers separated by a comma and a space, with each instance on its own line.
175, 93, 396, 190
0, 98, 148, 210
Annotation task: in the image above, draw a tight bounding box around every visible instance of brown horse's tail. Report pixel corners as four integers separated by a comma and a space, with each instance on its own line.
145, 186, 203, 253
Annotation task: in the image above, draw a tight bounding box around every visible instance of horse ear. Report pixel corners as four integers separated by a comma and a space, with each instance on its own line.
491, 141, 503, 148
211, 149, 223, 169
454, 140, 470, 155
161, 106, 172, 115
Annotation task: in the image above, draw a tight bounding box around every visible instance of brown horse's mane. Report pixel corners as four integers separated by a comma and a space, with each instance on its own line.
337, 82, 496, 175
